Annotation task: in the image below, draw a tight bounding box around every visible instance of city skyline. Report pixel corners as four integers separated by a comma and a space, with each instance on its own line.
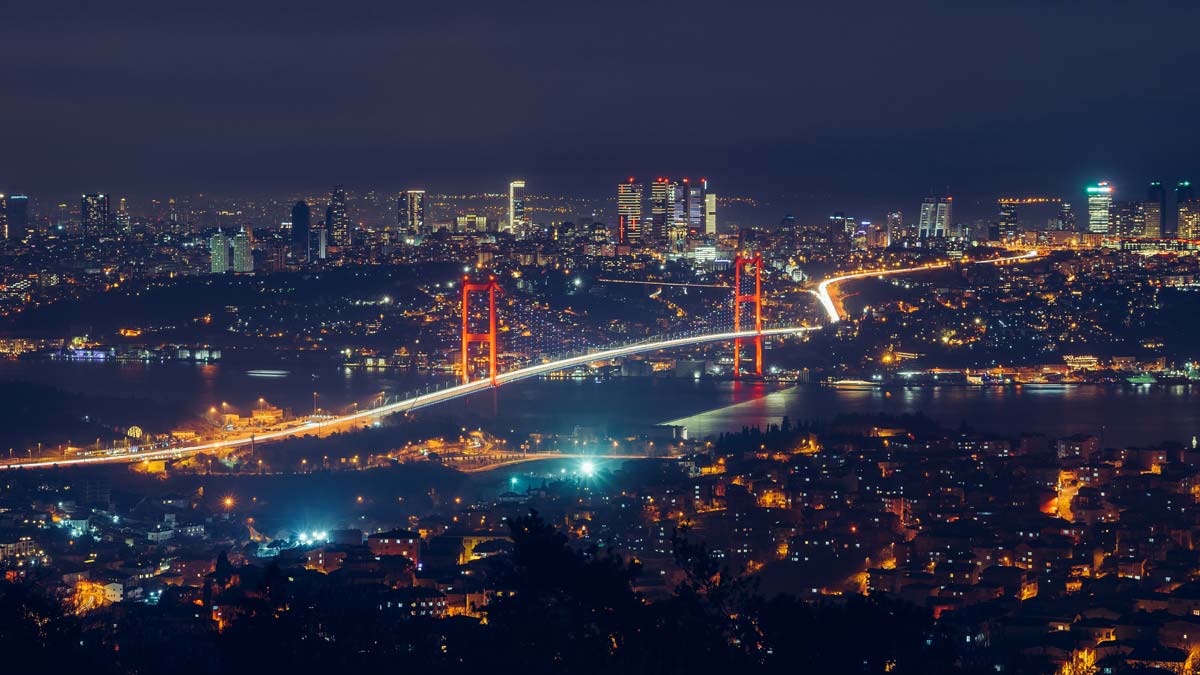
7, 5, 1200, 673
4, 2, 1200, 212
14, 176, 1200, 237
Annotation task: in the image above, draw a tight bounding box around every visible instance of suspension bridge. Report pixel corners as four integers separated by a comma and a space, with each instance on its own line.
0, 251, 1040, 470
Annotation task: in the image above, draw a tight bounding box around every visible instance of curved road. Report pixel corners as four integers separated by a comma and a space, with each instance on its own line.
813, 250, 1040, 323
1, 326, 817, 469
2, 250, 1041, 470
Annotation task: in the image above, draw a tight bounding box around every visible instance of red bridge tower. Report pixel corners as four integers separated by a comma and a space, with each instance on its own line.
461, 275, 500, 386
733, 253, 763, 378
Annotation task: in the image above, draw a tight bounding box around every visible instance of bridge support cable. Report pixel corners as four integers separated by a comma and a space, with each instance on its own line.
462, 275, 500, 386
733, 252, 764, 377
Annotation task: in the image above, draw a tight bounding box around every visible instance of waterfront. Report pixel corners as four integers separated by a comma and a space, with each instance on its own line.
668, 382, 1200, 448
3, 358, 1198, 450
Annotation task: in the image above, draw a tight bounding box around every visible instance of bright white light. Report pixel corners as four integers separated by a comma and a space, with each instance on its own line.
580, 460, 596, 477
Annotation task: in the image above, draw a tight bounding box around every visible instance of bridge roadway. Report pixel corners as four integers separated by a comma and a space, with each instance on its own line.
2, 250, 1041, 470
813, 250, 1041, 323
1, 326, 818, 470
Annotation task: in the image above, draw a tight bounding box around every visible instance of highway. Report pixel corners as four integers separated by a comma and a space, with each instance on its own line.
813, 250, 1042, 323
1, 251, 1041, 470
0, 326, 817, 470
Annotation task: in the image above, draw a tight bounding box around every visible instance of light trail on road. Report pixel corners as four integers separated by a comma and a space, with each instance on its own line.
1, 326, 816, 470
814, 251, 1041, 323
595, 278, 730, 289
1, 251, 1043, 470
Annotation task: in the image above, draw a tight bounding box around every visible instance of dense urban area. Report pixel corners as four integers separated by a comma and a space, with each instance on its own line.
0, 176, 1198, 675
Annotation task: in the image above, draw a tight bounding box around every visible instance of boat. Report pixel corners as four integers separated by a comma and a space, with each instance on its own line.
824, 378, 879, 389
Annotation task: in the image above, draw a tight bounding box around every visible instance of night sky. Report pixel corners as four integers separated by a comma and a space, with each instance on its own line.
4, 0, 1200, 219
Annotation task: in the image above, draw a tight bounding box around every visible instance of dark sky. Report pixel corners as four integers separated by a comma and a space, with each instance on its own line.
4, 0, 1200, 220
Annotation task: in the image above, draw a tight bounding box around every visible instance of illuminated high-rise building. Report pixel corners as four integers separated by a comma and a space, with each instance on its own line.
0, 194, 7, 240
313, 228, 328, 260
616, 178, 644, 243
1085, 182, 1113, 234
669, 180, 688, 246
1109, 200, 1145, 238
81, 193, 110, 234
685, 179, 705, 229
508, 180, 527, 235
649, 177, 686, 242
1055, 202, 1075, 231
867, 221, 890, 248
682, 178, 717, 237
1178, 181, 1200, 240
828, 212, 854, 251
886, 211, 906, 243
398, 190, 426, 236
231, 228, 254, 273
649, 178, 671, 241
209, 231, 229, 273
328, 184, 350, 246
918, 196, 952, 238
997, 201, 1018, 239
1141, 182, 1165, 238
704, 192, 717, 236
5, 194, 27, 241
114, 198, 130, 230
291, 201, 311, 259
455, 214, 488, 232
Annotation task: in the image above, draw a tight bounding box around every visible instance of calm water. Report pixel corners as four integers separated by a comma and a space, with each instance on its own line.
667, 383, 1200, 448
2, 359, 1197, 448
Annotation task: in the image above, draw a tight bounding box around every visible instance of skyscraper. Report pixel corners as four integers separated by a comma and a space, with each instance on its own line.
1143, 182, 1165, 238
997, 201, 1018, 240
508, 180, 527, 235
649, 178, 685, 242
328, 185, 350, 246
1178, 181, 1200, 240
114, 198, 130, 230
313, 228, 328, 260
81, 193, 110, 234
704, 192, 717, 236
231, 228, 254, 273
5, 195, 27, 241
1109, 201, 1145, 238
669, 181, 688, 247
886, 211, 905, 243
685, 179, 705, 229
398, 190, 426, 236
616, 178, 644, 243
210, 231, 229, 273
1086, 182, 1113, 234
1056, 202, 1075, 231
0, 195, 7, 240
828, 212, 854, 251
649, 178, 669, 241
918, 196, 952, 238
291, 201, 311, 260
